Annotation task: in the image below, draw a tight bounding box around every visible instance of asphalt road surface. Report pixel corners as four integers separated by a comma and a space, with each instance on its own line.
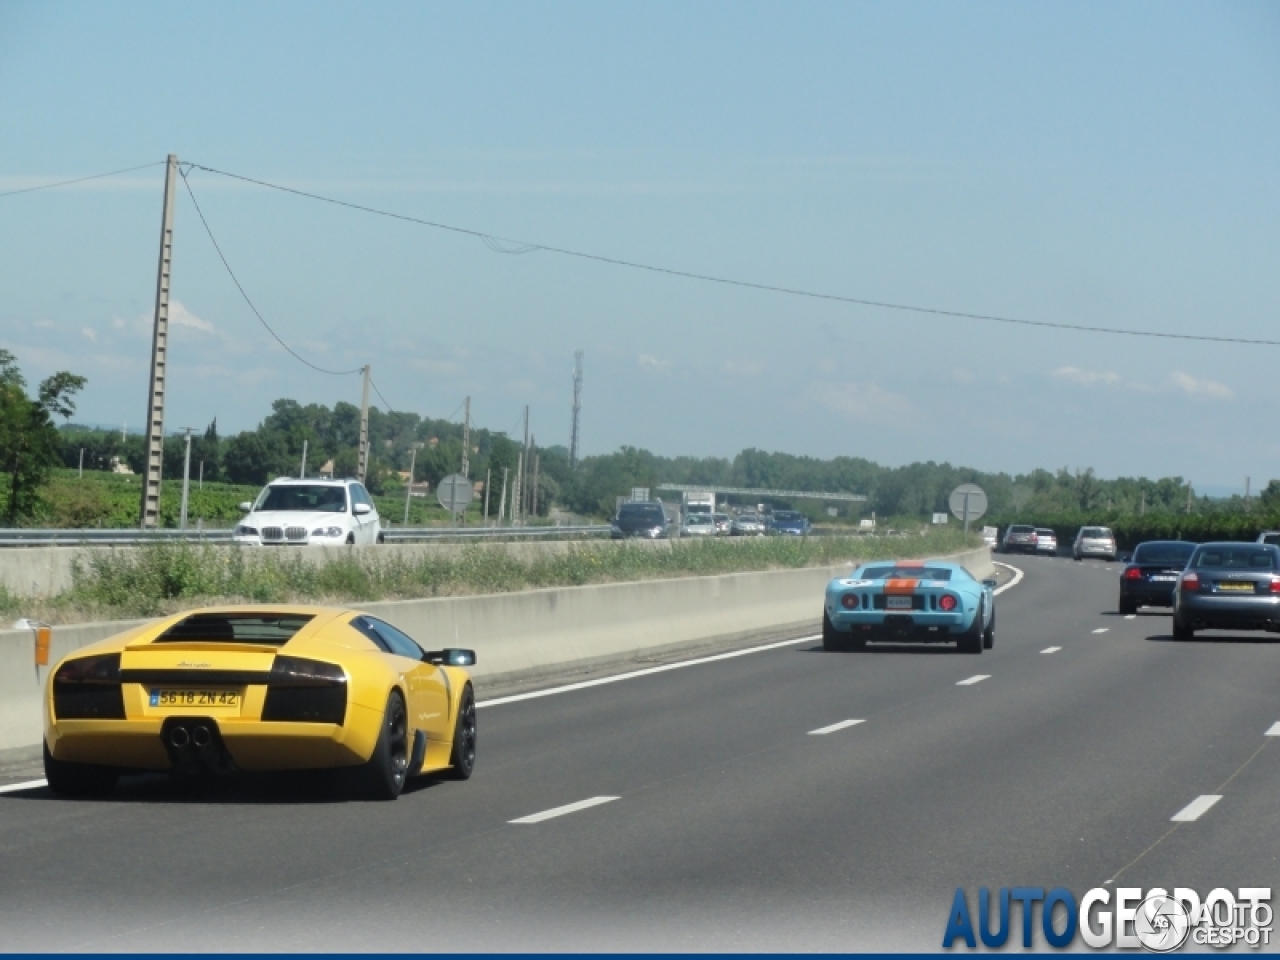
1, 556, 1277, 951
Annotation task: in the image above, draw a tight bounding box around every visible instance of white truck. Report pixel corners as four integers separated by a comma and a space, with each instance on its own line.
681, 491, 716, 525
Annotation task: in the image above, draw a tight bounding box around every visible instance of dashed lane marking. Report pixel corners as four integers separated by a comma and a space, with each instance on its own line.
808, 718, 866, 736
509, 796, 619, 824
956, 675, 990, 686
1266, 722, 1280, 737
1041, 647, 1062, 654
1092, 628, 1110, 634
0, 779, 46, 795
1125, 614, 1136, 620
1170, 795, 1221, 823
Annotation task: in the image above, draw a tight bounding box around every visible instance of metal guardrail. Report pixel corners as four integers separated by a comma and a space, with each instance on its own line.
0, 525, 612, 547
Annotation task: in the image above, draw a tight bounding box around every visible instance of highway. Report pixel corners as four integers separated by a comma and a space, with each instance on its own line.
1, 555, 1277, 951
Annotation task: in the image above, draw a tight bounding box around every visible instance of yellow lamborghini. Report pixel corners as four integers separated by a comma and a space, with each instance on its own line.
43, 605, 477, 801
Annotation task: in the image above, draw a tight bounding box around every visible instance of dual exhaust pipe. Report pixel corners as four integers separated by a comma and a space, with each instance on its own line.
168, 724, 212, 749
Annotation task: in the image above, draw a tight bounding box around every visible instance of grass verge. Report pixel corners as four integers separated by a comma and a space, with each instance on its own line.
8, 528, 981, 624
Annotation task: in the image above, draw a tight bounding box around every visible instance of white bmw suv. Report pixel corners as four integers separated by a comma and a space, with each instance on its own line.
234, 478, 383, 546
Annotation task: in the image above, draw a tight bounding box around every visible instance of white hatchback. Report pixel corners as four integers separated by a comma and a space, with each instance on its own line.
234, 478, 382, 546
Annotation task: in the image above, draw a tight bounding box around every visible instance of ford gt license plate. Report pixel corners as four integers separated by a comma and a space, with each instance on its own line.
149, 689, 242, 708
886, 596, 912, 610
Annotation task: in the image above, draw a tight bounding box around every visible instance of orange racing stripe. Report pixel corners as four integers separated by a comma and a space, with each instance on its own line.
884, 579, 918, 595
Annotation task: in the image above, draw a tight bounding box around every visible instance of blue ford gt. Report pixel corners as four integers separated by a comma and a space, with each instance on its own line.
823, 559, 996, 653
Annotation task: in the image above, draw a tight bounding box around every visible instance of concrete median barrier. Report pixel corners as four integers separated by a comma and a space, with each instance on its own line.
0, 546, 991, 759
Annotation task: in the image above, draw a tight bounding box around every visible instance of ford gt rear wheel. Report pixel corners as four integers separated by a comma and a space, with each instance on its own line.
358, 691, 409, 801
446, 684, 476, 780
958, 602, 984, 654
43, 742, 117, 797
983, 609, 995, 649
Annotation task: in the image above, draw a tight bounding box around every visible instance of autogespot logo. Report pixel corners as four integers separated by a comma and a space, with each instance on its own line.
942, 886, 1273, 951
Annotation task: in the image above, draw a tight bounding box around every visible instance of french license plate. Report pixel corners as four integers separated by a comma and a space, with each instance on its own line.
149, 689, 242, 708
886, 596, 912, 610
1217, 582, 1254, 593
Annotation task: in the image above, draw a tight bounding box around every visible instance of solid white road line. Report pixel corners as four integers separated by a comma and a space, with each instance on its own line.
991, 562, 1024, 596
1092, 628, 1109, 634
956, 675, 990, 686
1125, 614, 1136, 620
1170, 795, 1221, 823
1265, 722, 1280, 737
479, 634, 820, 708
0, 779, 47, 795
808, 718, 866, 736
1041, 646, 1062, 654
509, 796, 619, 824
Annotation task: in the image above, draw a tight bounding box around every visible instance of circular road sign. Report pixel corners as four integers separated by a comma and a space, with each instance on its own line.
436, 473, 475, 515
948, 483, 988, 524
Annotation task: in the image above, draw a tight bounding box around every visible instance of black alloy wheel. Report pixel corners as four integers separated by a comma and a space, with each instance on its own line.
958, 601, 985, 654
43, 741, 117, 797
446, 685, 477, 780
1172, 615, 1194, 643
359, 691, 409, 800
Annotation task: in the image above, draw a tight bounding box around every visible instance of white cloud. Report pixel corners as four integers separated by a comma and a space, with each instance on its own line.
808, 380, 910, 422
111, 317, 126, 330
169, 300, 214, 334
637, 354, 670, 371
1052, 366, 1120, 386
80, 326, 96, 341
33, 319, 55, 329
1170, 370, 1233, 400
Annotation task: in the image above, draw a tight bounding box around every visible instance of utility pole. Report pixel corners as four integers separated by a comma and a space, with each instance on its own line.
569, 350, 583, 468
299, 439, 308, 479
484, 467, 491, 525
403, 445, 417, 526
139, 153, 178, 529
357, 365, 370, 482
179, 428, 193, 531
1186, 483, 1193, 515
1245, 476, 1251, 512
532, 449, 540, 520
78, 448, 83, 479
461, 396, 471, 478
512, 406, 529, 526
497, 467, 508, 526
198, 460, 203, 490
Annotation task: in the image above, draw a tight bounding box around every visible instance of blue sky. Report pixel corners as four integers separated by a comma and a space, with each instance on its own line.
1, 1, 1278, 490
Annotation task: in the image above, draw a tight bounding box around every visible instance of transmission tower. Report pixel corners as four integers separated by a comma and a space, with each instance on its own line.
569, 350, 583, 468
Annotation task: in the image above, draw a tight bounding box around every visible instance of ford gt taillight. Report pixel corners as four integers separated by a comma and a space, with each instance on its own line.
841, 593, 859, 610
938, 594, 958, 612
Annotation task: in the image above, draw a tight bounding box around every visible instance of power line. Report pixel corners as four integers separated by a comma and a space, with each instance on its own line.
186, 161, 1279, 348
368, 375, 395, 412
0, 161, 167, 200
179, 167, 364, 376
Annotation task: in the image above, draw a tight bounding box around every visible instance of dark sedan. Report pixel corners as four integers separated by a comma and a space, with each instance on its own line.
610, 501, 670, 540
770, 510, 811, 536
1172, 542, 1280, 641
1118, 540, 1195, 614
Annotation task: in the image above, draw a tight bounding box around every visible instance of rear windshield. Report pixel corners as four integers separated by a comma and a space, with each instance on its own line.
1133, 542, 1195, 565
1034, 529, 1055, 536
1192, 547, 1277, 571
1081, 527, 1113, 538
255, 484, 347, 513
861, 566, 954, 581
1008, 525, 1034, 534
1261, 533, 1280, 547
618, 504, 665, 523
154, 613, 315, 644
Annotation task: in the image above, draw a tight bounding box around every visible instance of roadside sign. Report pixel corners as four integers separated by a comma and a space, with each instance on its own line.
437, 473, 474, 519
932, 512, 949, 524
948, 483, 988, 533
630, 487, 650, 502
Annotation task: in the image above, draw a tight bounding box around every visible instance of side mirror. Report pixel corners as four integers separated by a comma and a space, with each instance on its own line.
425, 648, 477, 667
353, 502, 372, 516
238, 501, 253, 512
982, 578, 998, 589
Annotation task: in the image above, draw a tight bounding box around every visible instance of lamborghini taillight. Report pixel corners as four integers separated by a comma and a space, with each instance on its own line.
53, 653, 125, 719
